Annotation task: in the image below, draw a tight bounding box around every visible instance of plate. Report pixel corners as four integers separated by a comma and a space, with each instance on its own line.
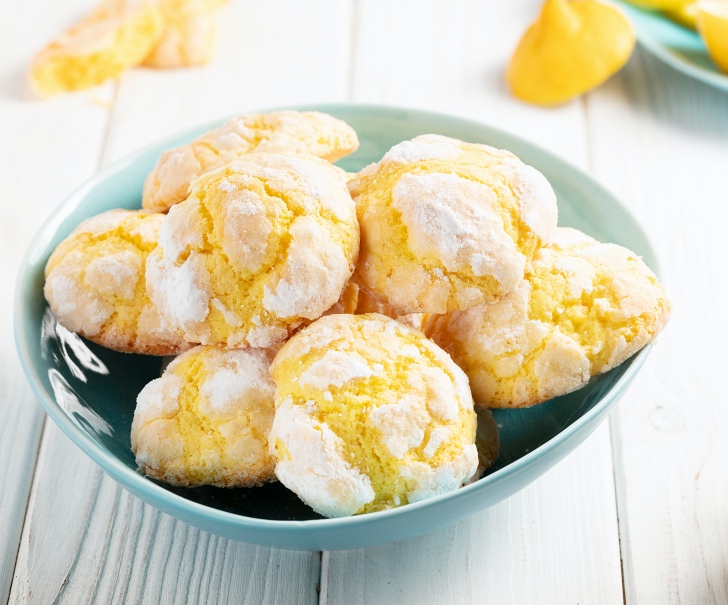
15, 104, 658, 551
615, 1, 728, 91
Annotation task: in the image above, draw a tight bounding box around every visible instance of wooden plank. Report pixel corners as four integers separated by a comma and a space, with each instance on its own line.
9, 424, 321, 605
9, 1, 354, 602
587, 50, 728, 605
323, 1, 623, 603
0, 0, 113, 602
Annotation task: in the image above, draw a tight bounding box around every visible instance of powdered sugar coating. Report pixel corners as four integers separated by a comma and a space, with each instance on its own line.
392, 172, 524, 288
269, 314, 478, 517
146, 153, 360, 348
44, 209, 191, 355
142, 110, 360, 212
349, 134, 558, 314
381, 134, 462, 164
131, 345, 278, 487
426, 227, 671, 408
299, 350, 381, 390
270, 398, 376, 517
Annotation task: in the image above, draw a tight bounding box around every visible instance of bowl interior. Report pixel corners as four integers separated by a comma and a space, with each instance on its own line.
19, 105, 658, 522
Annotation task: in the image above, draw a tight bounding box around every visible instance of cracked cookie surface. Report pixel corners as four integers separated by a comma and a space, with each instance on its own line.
143, 110, 360, 212
426, 228, 671, 408
146, 152, 360, 348
269, 313, 478, 518
44, 209, 190, 355
348, 134, 558, 314
131, 345, 277, 487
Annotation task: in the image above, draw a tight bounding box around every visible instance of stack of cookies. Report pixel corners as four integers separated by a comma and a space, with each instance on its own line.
43, 110, 670, 518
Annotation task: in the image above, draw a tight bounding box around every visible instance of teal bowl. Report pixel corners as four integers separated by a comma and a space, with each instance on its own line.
15, 104, 658, 551
615, 0, 728, 92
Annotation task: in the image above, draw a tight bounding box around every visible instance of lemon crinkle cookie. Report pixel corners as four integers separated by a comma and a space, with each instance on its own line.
426, 228, 671, 408
44, 209, 190, 355
142, 110, 360, 212
269, 314, 478, 518
131, 345, 277, 487
29, 0, 164, 96
143, 0, 225, 68
146, 153, 360, 348
348, 134, 558, 314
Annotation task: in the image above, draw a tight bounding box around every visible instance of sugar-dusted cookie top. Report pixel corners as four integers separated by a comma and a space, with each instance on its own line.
426, 228, 671, 408
44, 209, 190, 355
146, 152, 360, 348
131, 345, 277, 487
269, 313, 478, 518
143, 110, 360, 212
348, 134, 558, 314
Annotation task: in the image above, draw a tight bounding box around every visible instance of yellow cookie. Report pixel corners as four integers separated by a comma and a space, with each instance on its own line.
426, 228, 671, 408
142, 110, 360, 212
44, 209, 190, 355
131, 345, 277, 487
143, 0, 224, 68
348, 135, 558, 315
29, 0, 164, 96
269, 314, 478, 518
146, 153, 360, 348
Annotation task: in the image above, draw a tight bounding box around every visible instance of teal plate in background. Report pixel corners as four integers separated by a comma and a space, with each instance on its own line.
16, 104, 658, 551
615, 1, 728, 91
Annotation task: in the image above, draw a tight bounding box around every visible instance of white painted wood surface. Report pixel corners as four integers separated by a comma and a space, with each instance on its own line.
588, 52, 728, 605
2, 0, 726, 603
0, 0, 113, 602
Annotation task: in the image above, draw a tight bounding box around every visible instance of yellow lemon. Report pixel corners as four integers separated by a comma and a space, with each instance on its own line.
507, 0, 636, 106
664, 2, 699, 29
696, 1, 728, 73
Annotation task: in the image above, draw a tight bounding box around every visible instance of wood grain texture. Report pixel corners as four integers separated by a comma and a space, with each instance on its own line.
587, 50, 728, 605
322, 2, 623, 603
8, 1, 354, 602
0, 0, 113, 601
9, 423, 321, 605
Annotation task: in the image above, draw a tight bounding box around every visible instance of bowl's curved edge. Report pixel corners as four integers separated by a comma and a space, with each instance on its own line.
14, 103, 657, 551
615, 1, 728, 92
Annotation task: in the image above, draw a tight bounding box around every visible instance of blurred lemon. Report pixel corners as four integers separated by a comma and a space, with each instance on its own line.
625, 0, 694, 9
507, 0, 636, 106
696, 1, 728, 73
664, 2, 698, 29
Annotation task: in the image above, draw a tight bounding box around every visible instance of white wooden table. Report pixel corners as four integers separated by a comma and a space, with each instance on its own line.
2, 1, 727, 603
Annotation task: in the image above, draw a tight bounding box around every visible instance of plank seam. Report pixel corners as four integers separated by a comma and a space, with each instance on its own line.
97, 80, 121, 170
609, 415, 628, 605
582, 91, 628, 605
318, 551, 330, 605
4, 415, 48, 605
